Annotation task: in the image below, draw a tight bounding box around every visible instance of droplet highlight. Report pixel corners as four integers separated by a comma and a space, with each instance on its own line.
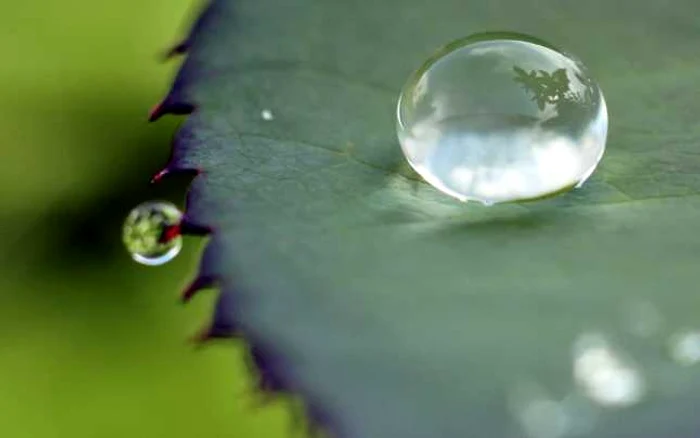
261, 109, 274, 121
396, 32, 608, 204
122, 201, 183, 266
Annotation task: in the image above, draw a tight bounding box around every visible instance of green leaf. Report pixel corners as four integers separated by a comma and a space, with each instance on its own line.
163, 1, 700, 436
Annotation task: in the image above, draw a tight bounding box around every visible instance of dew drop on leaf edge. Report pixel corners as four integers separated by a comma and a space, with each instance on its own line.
396, 32, 608, 205
122, 201, 183, 266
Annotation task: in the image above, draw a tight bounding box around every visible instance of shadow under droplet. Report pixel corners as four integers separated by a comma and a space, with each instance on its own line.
2, 93, 196, 277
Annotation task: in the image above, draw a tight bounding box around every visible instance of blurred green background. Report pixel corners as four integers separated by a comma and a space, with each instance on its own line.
0, 1, 288, 436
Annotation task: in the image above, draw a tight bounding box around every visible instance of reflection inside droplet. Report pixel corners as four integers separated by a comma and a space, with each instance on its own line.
669, 331, 700, 366
261, 109, 274, 121
122, 201, 183, 266
573, 333, 645, 407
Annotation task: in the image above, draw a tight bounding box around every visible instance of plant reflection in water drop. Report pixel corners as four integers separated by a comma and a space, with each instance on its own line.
122, 201, 183, 266
513, 67, 595, 116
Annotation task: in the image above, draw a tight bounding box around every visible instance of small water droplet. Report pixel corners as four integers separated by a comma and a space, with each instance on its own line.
668, 330, 700, 366
261, 109, 274, 121
396, 32, 607, 204
572, 333, 645, 408
122, 201, 182, 266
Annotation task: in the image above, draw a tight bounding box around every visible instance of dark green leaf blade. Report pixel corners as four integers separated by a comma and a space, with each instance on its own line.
166, 1, 700, 436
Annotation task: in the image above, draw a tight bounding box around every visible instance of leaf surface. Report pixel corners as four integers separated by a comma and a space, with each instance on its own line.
164, 1, 700, 436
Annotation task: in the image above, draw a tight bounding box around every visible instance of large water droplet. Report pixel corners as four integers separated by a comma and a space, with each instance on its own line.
122, 201, 182, 266
396, 32, 608, 204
